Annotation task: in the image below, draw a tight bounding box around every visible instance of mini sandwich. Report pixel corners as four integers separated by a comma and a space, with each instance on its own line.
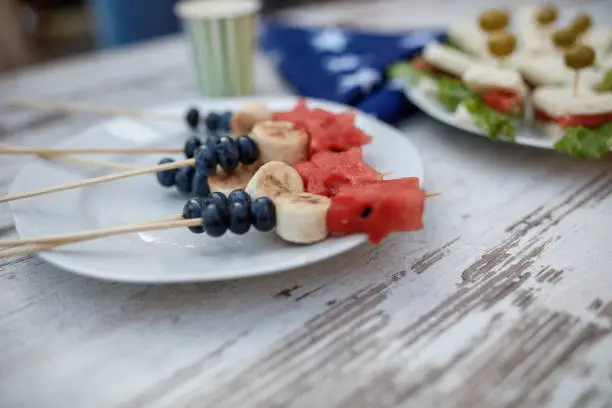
515, 5, 558, 55
532, 87, 612, 141
402, 42, 478, 98
513, 54, 602, 89
448, 21, 492, 60
453, 63, 528, 139
582, 26, 612, 64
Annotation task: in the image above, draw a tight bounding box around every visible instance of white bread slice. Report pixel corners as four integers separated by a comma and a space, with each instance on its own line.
515, 54, 601, 88
462, 63, 529, 98
532, 87, 612, 117
448, 21, 492, 60
532, 120, 564, 140
422, 42, 477, 77
582, 26, 612, 62
515, 5, 558, 55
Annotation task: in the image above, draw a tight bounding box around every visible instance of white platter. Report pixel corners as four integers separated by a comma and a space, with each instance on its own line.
8, 96, 424, 283
405, 83, 557, 150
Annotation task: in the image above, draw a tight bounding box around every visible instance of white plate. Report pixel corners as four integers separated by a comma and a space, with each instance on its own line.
405, 83, 557, 150
8, 96, 424, 283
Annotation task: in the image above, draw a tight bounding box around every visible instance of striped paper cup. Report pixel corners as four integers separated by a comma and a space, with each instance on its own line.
175, 0, 261, 97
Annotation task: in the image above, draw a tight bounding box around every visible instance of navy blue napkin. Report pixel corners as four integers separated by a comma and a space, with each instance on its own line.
259, 21, 447, 125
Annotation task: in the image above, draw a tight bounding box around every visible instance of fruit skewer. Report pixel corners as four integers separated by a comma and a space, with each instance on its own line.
0, 132, 261, 203
0, 182, 435, 258
8, 100, 273, 134
0, 146, 184, 155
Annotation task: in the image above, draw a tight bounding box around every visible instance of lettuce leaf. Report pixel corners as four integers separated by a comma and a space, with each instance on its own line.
445, 37, 461, 50
594, 69, 612, 93
388, 61, 434, 85
464, 97, 517, 141
554, 124, 612, 158
436, 77, 474, 112
390, 60, 517, 141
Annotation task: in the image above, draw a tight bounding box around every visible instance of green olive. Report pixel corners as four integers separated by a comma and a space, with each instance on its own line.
570, 13, 592, 34
488, 32, 517, 58
552, 28, 577, 49
564, 44, 596, 69
479, 9, 510, 33
536, 4, 558, 26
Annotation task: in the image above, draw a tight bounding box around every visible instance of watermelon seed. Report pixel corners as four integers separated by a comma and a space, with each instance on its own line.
361, 207, 373, 218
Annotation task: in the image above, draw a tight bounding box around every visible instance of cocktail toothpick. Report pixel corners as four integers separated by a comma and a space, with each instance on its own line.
535, 4, 558, 27
564, 44, 596, 97
487, 32, 517, 66
569, 13, 592, 37
479, 8, 510, 35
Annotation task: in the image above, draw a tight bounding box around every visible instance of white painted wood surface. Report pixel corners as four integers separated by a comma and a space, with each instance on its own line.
1, 1, 612, 407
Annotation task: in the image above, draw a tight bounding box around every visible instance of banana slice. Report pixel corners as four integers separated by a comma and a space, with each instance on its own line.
245, 161, 304, 199
250, 120, 309, 165
275, 193, 331, 244
231, 102, 273, 135
243, 101, 273, 122
209, 162, 261, 195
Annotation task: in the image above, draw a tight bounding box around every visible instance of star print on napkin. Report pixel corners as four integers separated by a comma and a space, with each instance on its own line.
260, 20, 446, 124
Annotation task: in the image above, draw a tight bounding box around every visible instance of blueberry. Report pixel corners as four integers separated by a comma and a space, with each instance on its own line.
183, 197, 204, 234
250, 197, 276, 232
228, 189, 252, 207
205, 133, 221, 149
185, 107, 200, 130
205, 112, 220, 132
201, 201, 229, 237
184, 136, 202, 159
191, 171, 211, 197
156, 158, 178, 187
175, 166, 195, 194
228, 201, 251, 235
194, 144, 217, 176
216, 136, 240, 172
209, 191, 229, 209
235, 135, 260, 165
218, 111, 232, 132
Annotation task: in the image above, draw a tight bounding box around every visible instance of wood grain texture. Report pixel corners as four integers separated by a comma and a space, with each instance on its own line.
1, 1, 612, 407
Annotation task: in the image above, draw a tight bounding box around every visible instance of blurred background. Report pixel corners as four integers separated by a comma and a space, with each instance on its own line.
0, 0, 332, 73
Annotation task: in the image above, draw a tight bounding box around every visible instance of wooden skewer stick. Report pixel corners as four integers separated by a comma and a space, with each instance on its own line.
0, 215, 183, 247
573, 71, 580, 98
0, 158, 194, 203
1, 192, 440, 252
0, 143, 138, 171
0, 145, 183, 155
8, 100, 182, 122
0, 218, 201, 259
40, 155, 138, 171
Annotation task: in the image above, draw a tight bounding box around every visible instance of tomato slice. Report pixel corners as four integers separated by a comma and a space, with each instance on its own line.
535, 108, 612, 128
411, 57, 436, 72
482, 89, 522, 114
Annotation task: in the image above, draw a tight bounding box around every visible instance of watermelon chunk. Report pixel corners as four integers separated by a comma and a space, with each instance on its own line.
272, 99, 310, 130
273, 99, 372, 156
326, 178, 425, 244
293, 148, 381, 197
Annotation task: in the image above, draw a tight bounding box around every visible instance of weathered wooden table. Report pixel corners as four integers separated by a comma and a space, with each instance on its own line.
1, 2, 612, 407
